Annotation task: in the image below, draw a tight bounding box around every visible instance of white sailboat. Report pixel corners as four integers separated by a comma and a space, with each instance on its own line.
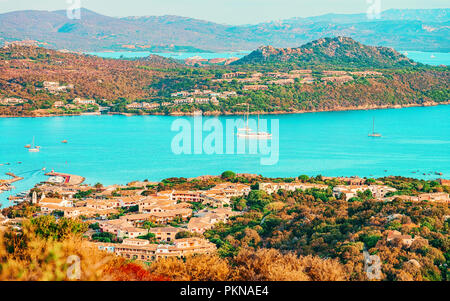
368, 117, 382, 137
28, 136, 40, 152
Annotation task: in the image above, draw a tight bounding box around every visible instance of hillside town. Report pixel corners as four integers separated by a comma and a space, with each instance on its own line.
1, 170, 448, 263
0, 67, 385, 116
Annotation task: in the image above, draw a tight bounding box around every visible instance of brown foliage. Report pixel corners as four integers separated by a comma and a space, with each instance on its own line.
232, 248, 309, 281
149, 254, 230, 281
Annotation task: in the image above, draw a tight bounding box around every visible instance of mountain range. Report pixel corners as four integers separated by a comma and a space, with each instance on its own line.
0, 8, 449, 52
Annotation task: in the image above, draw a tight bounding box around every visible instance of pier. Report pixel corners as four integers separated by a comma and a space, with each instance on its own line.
44, 170, 85, 185
0, 173, 24, 194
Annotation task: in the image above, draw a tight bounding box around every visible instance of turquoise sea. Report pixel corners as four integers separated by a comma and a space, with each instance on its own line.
400, 51, 450, 66
88, 51, 449, 66
87, 51, 251, 60
1, 105, 450, 207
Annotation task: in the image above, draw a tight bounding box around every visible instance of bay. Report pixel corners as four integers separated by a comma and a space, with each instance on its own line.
1, 105, 449, 207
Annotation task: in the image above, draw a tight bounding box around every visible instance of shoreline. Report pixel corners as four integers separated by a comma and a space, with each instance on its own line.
1, 172, 448, 208
0, 101, 449, 118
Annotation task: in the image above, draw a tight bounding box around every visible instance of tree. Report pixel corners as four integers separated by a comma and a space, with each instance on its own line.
137, 232, 156, 241
298, 175, 309, 182
246, 190, 272, 211
175, 231, 203, 239
221, 171, 236, 180
30, 215, 88, 240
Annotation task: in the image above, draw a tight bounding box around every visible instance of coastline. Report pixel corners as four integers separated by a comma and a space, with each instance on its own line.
1, 101, 449, 118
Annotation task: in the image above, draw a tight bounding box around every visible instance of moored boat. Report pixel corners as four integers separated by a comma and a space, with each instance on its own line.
28, 137, 40, 152
368, 117, 382, 137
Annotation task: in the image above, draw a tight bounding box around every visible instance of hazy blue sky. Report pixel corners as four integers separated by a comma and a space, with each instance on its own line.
0, 0, 448, 24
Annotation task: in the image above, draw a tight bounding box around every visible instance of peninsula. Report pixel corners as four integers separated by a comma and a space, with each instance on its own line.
0, 37, 448, 118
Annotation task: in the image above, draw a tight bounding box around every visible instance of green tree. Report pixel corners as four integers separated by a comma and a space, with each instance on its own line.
221, 171, 236, 180
298, 175, 309, 182
246, 190, 272, 211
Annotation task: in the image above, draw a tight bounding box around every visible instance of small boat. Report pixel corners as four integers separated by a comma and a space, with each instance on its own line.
29, 137, 40, 152
24, 144, 31, 148
368, 117, 382, 137
430, 54, 436, 59
62, 140, 68, 143
42, 167, 46, 171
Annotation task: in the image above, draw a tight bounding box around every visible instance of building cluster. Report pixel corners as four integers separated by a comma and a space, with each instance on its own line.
22, 172, 252, 262
126, 102, 159, 110
259, 180, 394, 201
385, 230, 425, 248
321, 70, 382, 84
96, 237, 216, 261
214, 69, 315, 87
332, 185, 397, 200
53, 98, 98, 110
259, 182, 329, 194
188, 208, 241, 233
209, 68, 380, 88
39, 81, 74, 94
170, 89, 238, 105
386, 192, 450, 203
0, 97, 26, 106
73, 98, 97, 106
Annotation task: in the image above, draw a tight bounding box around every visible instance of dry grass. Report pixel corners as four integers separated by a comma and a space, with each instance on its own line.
149, 248, 350, 281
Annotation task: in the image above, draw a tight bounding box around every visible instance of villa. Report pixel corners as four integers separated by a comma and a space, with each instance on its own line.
97, 237, 216, 261
332, 185, 397, 200
259, 182, 328, 194
149, 227, 183, 242
0, 98, 26, 105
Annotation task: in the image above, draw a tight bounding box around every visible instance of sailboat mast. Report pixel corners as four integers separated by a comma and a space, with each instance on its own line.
373, 118, 375, 134
257, 114, 260, 134
246, 104, 249, 128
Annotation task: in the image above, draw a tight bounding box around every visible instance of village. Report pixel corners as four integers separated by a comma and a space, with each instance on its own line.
1, 171, 448, 263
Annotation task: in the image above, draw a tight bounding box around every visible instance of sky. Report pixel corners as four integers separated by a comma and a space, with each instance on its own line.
0, 0, 449, 24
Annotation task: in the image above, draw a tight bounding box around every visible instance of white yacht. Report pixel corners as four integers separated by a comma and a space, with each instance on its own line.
237, 114, 272, 139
